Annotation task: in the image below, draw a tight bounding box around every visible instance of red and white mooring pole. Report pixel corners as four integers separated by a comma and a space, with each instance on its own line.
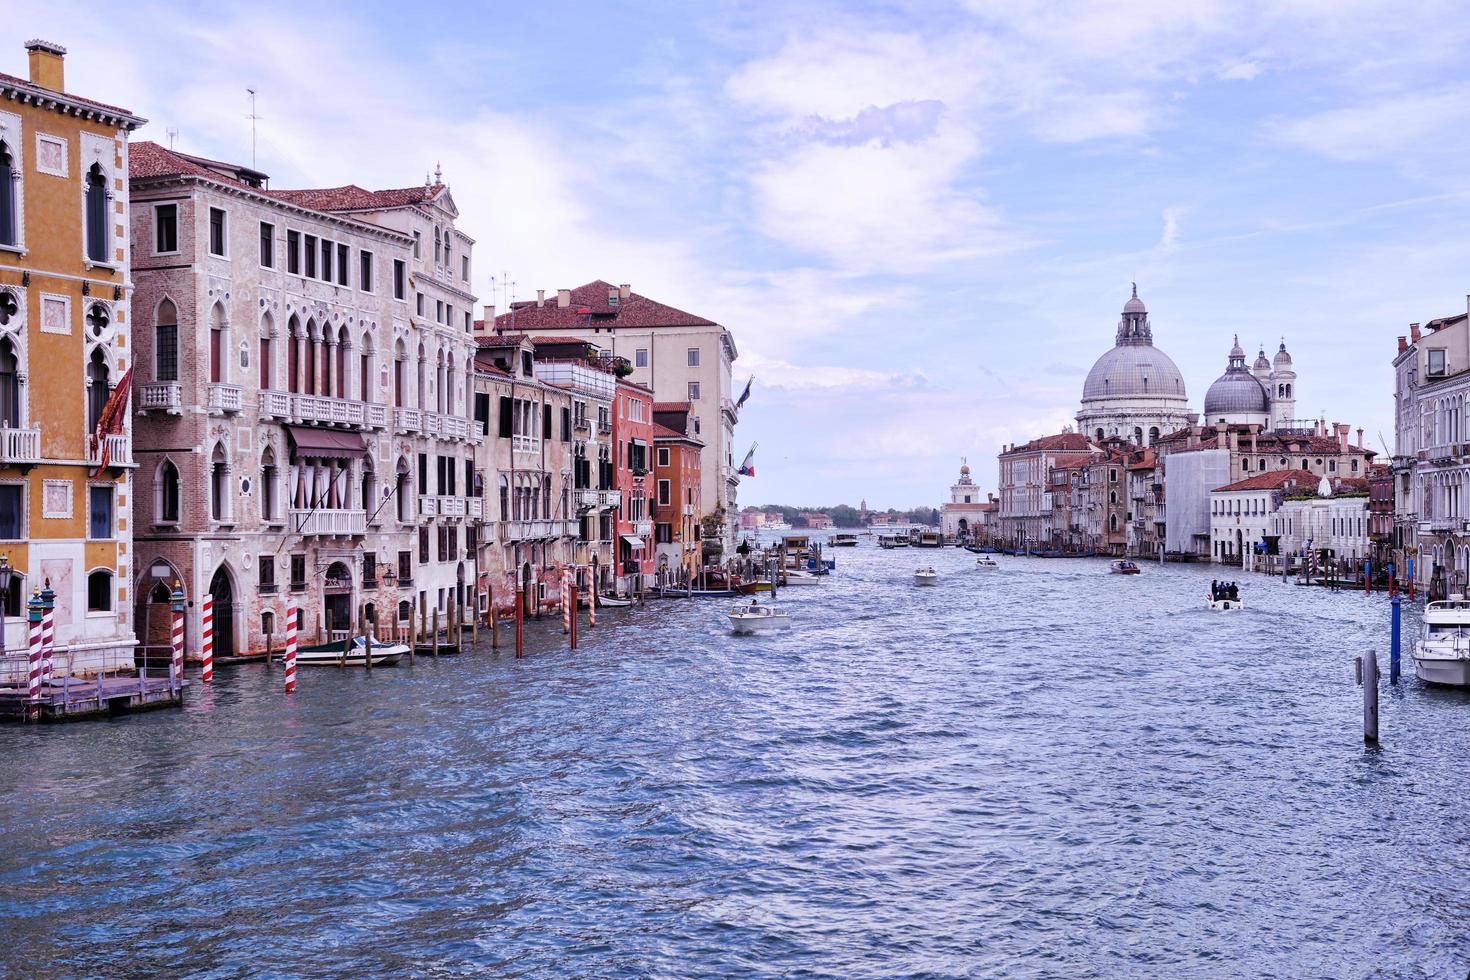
284, 604, 298, 693
200, 594, 214, 683
170, 592, 185, 693
26, 590, 43, 710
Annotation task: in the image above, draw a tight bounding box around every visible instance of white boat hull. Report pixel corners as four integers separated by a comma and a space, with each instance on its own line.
783, 573, 821, 586
729, 612, 791, 635
283, 642, 408, 666
975, 560, 999, 570
1414, 654, 1470, 686
915, 573, 938, 586
1208, 598, 1244, 611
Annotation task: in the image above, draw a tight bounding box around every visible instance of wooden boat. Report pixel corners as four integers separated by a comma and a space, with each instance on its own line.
279, 635, 407, 666
1109, 559, 1142, 575
735, 581, 773, 595
596, 593, 635, 607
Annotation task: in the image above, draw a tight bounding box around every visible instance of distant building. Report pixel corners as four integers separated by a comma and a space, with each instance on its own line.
996, 431, 1095, 549
652, 403, 703, 579
1273, 476, 1371, 570
798, 511, 833, 530
1208, 469, 1313, 568
939, 460, 991, 541
613, 378, 655, 592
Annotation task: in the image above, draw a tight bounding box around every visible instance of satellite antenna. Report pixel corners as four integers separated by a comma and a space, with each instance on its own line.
245, 88, 262, 169
166, 127, 178, 150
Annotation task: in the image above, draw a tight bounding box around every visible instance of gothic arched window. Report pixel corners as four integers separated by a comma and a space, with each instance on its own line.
0, 337, 19, 428
0, 141, 15, 247
85, 348, 109, 432
85, 164, 108, 262
158, 459, 180, 523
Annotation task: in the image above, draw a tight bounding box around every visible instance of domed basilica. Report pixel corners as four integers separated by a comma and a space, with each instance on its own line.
1076, 285, 1192, 445
1076, 286, 1299, 445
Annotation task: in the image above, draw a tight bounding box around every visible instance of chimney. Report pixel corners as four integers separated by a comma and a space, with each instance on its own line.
619, 283, 631, 300
1337, 423, 1349, 452
482, 304, 496, 325
557, 288, 571, 308
1398, 336, 1408, 354
25, 39, 65, 92
1410, 322, 1421, 343
536, 289, 545, 308
608, 286, 618, 305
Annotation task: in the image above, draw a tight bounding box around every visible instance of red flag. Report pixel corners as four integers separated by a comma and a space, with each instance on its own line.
91, 366, 133, 476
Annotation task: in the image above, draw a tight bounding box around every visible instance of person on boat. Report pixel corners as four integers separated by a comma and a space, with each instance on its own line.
1228, 582, 1238, 601
1211, 580, 1219, 600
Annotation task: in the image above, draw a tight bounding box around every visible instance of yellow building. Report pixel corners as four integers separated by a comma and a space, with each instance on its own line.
0, 41, 145, 675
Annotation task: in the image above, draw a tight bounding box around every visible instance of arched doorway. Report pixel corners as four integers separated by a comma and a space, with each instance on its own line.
521, 561, 533, 615
323, 561, 352, 635
208, 566, 235, 659
455, 561, 465, 615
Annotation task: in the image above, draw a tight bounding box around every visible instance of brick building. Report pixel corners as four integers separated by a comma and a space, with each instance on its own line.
613, 377, 655, 592
652, 402, 703, 580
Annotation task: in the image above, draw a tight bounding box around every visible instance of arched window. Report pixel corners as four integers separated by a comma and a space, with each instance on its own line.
87, 569, 113, 612
304, 319, 317, 395
210, 443, 229, 522
157, 459, 180, 523
543, 476, 551, 516
1094, 428, 1104, 442
434, 224, 442, 264
261, 447, 277, 521
361, 459, 376, 513
209, 303, 226, 383
287, 316, 301, 393
1149, 426, 1160, 443
0, 140, 15, 246
336, 325, 349, 399
85, 164, 107, 262
360, 332, 374, 405
395, 459, 410, 523
155, 299, 178, 381
394, 340, 406, 408
500, 475, 510, 521
417, 343, 426, 410
0, 337, 19, 428
1133, 427, 1143, 444
85, 348, 110, 432
259, 314, 274, 390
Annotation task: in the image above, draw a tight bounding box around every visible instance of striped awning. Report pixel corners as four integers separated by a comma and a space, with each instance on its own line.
286, 425, 367, 460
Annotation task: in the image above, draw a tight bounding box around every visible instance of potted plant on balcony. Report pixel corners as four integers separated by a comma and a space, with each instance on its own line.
613, 358, 634, 379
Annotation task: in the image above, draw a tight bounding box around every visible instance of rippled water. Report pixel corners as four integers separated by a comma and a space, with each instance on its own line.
2, 544, 1468, 977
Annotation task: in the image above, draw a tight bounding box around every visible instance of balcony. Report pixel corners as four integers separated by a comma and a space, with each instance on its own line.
534, 360, 616, 399
291, 508, 366, 536
503, 518, 575, 542
0, 427, 41, 466
259, 390, 384, 429
418, 496, 439, 518
632, 520, 653, 537
395, 407, 422, 433
88, 433, 132, 469
438, 496, 467, 518
512, 434, 539, 454
421, 412, 469, 441
207, 383, 242, 414
139, 382, 182, 415
467, 497, 484, 519
576, 489, 621, 510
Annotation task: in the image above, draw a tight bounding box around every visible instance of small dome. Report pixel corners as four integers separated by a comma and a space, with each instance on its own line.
960, 463, 970, 476
1229, 334, 1244, 358
1274, 342, 1292, 368
1253, 348, 1271, 372
1123, 282, 1145, 314
1204, 371, 1270, 416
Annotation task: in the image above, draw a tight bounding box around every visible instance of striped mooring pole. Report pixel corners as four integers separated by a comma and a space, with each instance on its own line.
39, 579, 55, 686
200, 594, 214, 684
170, 582, 186, 694
284, 604, 298, 693
569, 573, 578, 651
562, 569, 572, 635
26, 587, 43, 715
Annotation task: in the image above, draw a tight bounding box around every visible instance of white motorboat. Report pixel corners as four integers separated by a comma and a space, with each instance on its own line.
975, 556, 1000, 570
1109, 559, 1141, 575
1414, 594, 1470, 686
728, 603, 792, 635
783, 570, 822, 586
1207, 596, 1244, 611
914, 567, 939, 586
279, 635, 408, 666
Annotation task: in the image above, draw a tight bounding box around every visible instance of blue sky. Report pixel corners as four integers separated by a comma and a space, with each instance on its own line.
15, 0, 1470, 508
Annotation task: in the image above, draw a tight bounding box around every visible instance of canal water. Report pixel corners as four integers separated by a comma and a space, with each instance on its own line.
1, 543, 1467, 977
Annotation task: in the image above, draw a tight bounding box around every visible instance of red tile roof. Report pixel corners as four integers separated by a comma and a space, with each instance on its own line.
0, 70, 142, 123
270, 183, 446, 212
131, 141, 258, 189
490, 281, 718, 333
1214, 470, 1313, 493
653, 422, 702, 445
475, 333, 529, 349
1003, 432, 1094, 455
654, 401, 692, 412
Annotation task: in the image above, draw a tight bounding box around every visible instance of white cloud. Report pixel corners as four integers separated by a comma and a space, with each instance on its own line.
1271, 86, 1470, 164
1218, 59, 1263, 81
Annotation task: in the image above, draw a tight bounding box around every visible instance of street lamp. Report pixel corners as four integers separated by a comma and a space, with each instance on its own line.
0, 554, 12, 655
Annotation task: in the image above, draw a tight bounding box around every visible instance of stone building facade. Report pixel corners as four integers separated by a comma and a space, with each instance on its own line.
129, 142, 479, 657
613, 378, 655, 592
652, 403, 703, 579
0, 42, 146, 675
486, 281, 740, 553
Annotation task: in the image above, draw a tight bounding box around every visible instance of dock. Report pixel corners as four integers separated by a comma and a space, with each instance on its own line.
0, 675, 185, 722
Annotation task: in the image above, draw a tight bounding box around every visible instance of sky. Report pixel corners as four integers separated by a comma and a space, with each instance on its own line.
12, 0, 1470, 509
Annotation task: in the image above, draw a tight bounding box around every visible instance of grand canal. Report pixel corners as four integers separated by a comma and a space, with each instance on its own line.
2, 542, 1467, 977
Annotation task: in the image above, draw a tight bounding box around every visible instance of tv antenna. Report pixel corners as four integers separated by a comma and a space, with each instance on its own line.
166, 127, 179, 151
246, 88, 262, 169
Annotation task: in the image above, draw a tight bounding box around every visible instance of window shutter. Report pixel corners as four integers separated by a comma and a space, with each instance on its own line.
561, 407, 571, 441
498, 397, 512, 438
543, 404, 552, 440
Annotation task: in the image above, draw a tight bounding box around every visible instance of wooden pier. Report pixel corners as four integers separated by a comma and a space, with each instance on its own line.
0, 675, 185, 722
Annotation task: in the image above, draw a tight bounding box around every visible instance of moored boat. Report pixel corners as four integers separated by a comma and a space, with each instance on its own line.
1414, 594, 1470, 686
596, 593, 635, 607
735, 580, 773, 595
728, 603, 792, 635
783, 570, 822, 586
278, 635, 407, 666
914, 567, 939, 586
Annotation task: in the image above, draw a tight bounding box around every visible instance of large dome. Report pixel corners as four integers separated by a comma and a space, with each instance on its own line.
1204, 336, 1270, 416
1082, 345, 1188, 401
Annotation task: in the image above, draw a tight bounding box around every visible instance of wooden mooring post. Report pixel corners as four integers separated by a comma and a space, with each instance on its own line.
432, 608, 440, 657
515, 586, 524, 658
1356, 649, 1380, 743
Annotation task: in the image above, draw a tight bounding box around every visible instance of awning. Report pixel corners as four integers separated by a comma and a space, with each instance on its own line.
620, 535, 646, 550
286, 425, 368, 460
